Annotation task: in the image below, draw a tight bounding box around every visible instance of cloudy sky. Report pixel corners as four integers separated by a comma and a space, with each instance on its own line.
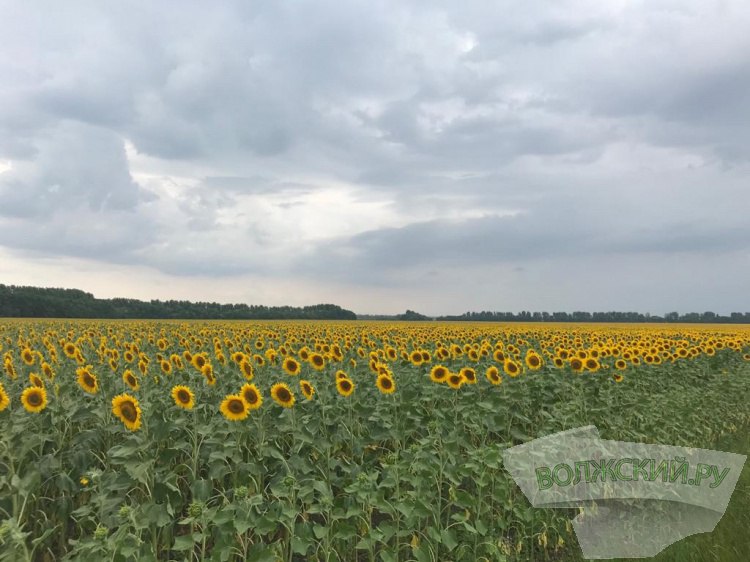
1, 0, 749, 315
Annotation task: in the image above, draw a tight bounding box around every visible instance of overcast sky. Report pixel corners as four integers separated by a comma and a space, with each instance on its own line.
1, 0, 749, 315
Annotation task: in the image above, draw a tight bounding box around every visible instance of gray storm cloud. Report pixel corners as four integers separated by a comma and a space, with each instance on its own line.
0, 0, 749, 313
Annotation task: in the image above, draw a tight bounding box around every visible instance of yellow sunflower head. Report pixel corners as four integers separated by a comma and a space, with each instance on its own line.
459, 367, 477, 384
270, 383, 296, 408
485, 366, 502, 385
336, 377, 355, 397
0, 383, 11, 412
429, 365, 449, 383
446, 372, 464, 389
112, 393, 142, 431
282, 357, 301, 376
309, 353, 326, 371
21, 386, 48, 414
300, 379, 315, 400
376, 374, 396, 394
172, 385, 195, 410
240, 383, 263, 410
220, 394, 250, 421
76, 366, 99, 394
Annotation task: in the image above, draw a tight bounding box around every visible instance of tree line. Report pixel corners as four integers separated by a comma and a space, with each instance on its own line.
437, 310, 750, 323
0, 284, 357, 320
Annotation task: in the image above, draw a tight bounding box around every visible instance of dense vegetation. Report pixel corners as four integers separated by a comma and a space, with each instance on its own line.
0, 285, 357, 320
1, 320, 749, 561
439, 310, 750, 323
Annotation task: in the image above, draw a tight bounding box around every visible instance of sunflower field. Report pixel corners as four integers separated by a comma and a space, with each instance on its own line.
1, 320, 749, 562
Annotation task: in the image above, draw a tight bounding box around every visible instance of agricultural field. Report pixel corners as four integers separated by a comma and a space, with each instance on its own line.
1, 320, 749, 562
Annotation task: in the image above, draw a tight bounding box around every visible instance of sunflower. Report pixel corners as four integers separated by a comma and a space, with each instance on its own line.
309, 353, 325, 371
241, 383, 263, 409
239, 360, 255, 380
29, 373, 44, 388
525, 352, 542, 370
446, 372, 464, 389
270, 383, 296, 408
21, 348, 35, 366
112, 394, 142, 431
492, 349, 506, 363
172, 385, 195, 410
160, 360, 172, 375
63, 342, 78, 358
613, 373, 624, 383
552, 357, 565, 368
76, 366, 99, 394
485, 366, 502, 385
192, 353, 207, 371
201, 364, 216, 385
336, 377, 355, 397
569, 358, 585, 373
21, 386, 47, 413
614, 359, 627, 371
0, 383, 10, 412
121, 369, 139, 391
409, 350, 423, 366
282, 357, 301, 376
584, 358, 600, 372
220, 394, 250, 421
376, 374, 396, 394
300, 379, 315, 400
459, 367, 477, 384
503, 360, 521, 378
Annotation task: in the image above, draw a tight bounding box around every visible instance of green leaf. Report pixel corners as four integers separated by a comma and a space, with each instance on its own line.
172, 534, 197, 551
441, 528, 458, 550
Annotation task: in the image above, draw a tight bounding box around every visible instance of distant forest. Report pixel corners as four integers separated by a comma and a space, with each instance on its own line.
437, 310, 750, 323
0, 284, 357, 320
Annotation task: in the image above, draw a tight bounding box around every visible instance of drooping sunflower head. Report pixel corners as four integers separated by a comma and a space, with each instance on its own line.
0, 383, 9, 412
485, 366, 502, 385
241, 383, 263, 409
21, 348, 35, 366
172, 385, 195, 410
76, 366, 99, 394
270, 383, 296, 408
112, 394, 142, 431
283, 357, 301, 376
29, 373, 44, 388
376, 374, 396, 394
220, 394, 249, 421
21, 386, 48, 413
122, 369, 139, 390
41, 361, 55, 379
239, 360, 255, 381
613, 373, 624, 383
336, 377, 355, 397
300, 379, 315, 400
